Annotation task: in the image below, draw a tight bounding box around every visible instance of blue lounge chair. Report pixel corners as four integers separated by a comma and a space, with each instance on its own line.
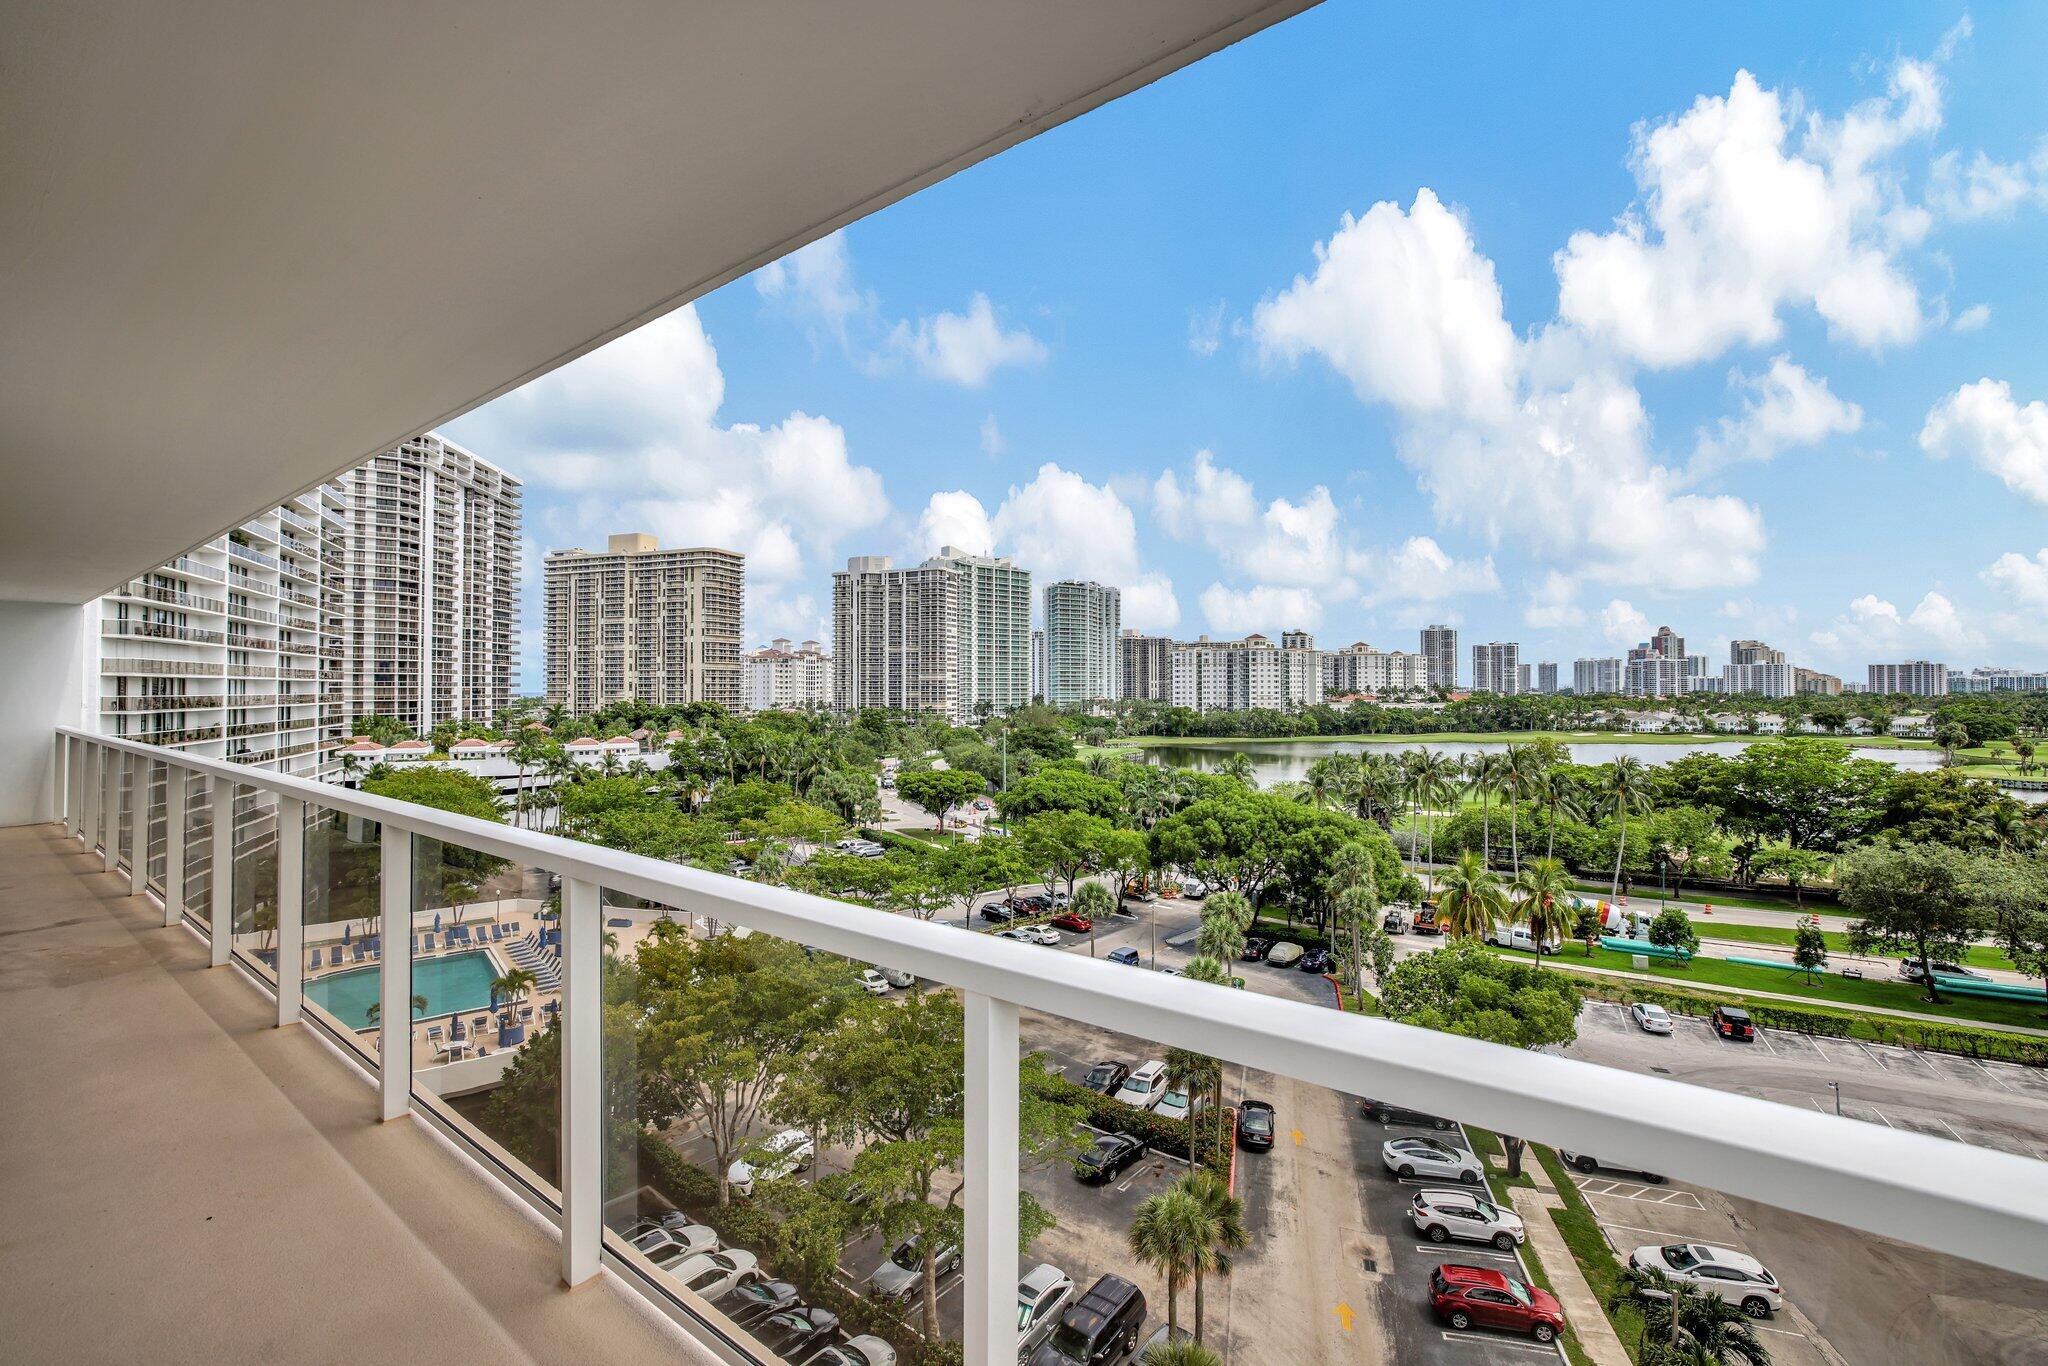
350, 943, 366, 963
410, 935, 419, 954
309, 948, 322, 971
328, 946, 343, 967
422, 932, 435, 952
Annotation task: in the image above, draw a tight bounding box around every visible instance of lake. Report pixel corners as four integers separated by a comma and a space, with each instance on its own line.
1137, 736, 1948, 787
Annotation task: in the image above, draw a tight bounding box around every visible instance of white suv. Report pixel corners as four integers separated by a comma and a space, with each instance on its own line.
1628, 1242, 1784, 1318
1409, 1189, 1526, 1249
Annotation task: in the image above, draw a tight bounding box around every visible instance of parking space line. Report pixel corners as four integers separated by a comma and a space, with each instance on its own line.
1439, 1330, 1558, 1354
1754, 1325, 1808, 1338
1809, 1036, 1833, 1063
1867, 1105, 1897, 1129
1855, 1042, 1891, 1069
1905, 1049, 1941, 1077
1599, 1220, 1696, 1240
1413, 1244, 1521, 1261
1932, 1116, 1964, 1143
1973, 1059, 2018, 1093
1753, 1029, 1778, 1057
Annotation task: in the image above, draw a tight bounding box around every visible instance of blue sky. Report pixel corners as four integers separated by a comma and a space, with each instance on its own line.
446, 3, 2048, 694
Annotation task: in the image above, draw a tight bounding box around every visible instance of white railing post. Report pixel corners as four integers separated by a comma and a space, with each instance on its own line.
81, 742, 100, 849
99, 744, 117, 871
63, 736, 79, 836
209, 776, 233, 966
164, 764, 187, 928
277, 796, 305, 1027
128, 753, 149, 897
379, 823, 412, 1122
560, 875, 601, 1287
964, 991, 1021, 1366
55, 734, 71, 832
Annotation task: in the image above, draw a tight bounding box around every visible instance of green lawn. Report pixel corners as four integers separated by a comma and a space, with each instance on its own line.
1107, 730, 1936, 750
1532, 1145, 1645, 1363
1692, 919, 2018, 972
1507, 943, 2048, 1030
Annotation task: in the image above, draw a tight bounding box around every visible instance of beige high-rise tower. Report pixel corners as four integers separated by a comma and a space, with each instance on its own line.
544, 534, 745, 712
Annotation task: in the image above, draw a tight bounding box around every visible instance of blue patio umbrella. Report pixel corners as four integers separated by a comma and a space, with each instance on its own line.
433, 911, 442, 930
342, 924, 351, 944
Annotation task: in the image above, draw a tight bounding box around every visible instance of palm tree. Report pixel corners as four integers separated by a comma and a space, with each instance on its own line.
1220, 753, 1257, 789
1465, 752, 1502, 867
1180, 955, 1234, 1152
1610, 1263, 1773, 1365
1435, 850, 1508, 941
1176, 1170, 1249, 1344
1202, 890, 1254, 952
1128, 1187, 1207, 1336
1141, 1342, 1223, 1366
1533, 769, 1585, 863
490, 966, 537, 1008
1343, 754, 1404, 831
2014, 735, 2037, 775
1512, 858, 1574, 963
1299, 757, 1336, 811
1502, 744, 1545, 875
1195, 906, 1246, 962
363, 993, 428, 1029
1601, 756, 1654, 902
1072, 881, 1115, 957
1164, 1048, 1215, 1162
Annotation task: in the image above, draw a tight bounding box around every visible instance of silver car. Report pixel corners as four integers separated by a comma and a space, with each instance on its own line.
807, 1337, 896, 1366
1016, 1262, 1075, 1359
868, 1237, 959, 1299
1630, 1002, 1674, 1035
1381, 1136, 1483, 1184
1410, 1188, 1525, 1249
662, 1248, 757, 1301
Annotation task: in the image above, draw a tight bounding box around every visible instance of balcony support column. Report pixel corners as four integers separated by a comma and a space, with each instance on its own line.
964, 990, 1020, 1366
276, 797, 304, 1027
127, 753, 149, 897
560, 875, 601, 1288
56, 734, 72, 834
164, 765, 187, 927
379, 824, 412, 1121
81, 742, 99, 848
209, 777, 233, 966
98, 744, 116, 871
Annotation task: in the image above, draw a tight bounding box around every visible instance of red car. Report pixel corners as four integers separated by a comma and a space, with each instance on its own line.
1050, 912, 1094, 934
1712, 1005, 1755, 1041
1430, 1264, 1565, 1344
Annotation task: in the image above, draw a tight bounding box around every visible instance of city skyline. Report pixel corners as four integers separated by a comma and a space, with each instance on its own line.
440, 5, 2048, 694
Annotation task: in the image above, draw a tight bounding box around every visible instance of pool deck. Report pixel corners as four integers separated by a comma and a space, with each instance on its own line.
0, 821, 710, 1364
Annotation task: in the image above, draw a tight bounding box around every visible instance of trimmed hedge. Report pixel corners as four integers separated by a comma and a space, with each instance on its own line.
1248, 917, 1331, 952
1566, 975, 2048, 1065
1029, 1071, 1230, 1176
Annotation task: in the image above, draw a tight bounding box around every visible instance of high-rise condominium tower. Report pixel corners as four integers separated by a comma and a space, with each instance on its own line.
927, 546, 1031, 717
1044, 580, 1121, 705
1421, 625, 1458, 689
1119, 630, 1173, 702
343, 435, 520, 733
1472, 641, 1522, 694
544, 534, 744, 713
1867, 661, 1949, 697
832, 555, 963, 718
90, 485, 350, 780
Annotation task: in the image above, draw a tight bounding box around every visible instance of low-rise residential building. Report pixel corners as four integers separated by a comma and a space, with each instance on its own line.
1170, 634, 1323, 711
1795, 667, 1843, 695
1322, 642, 1429, 694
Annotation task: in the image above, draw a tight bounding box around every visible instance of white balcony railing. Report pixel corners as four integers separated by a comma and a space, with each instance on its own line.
49, 726, 2048, 1365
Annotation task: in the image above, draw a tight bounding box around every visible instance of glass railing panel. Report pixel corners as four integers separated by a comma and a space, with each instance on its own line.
407, 832, 560, 1204
230, 786, 281, 984
115, 754, 135, 871
300, 805, 382, 1062
145, 759, 168, 893
599, 874, 956, 1363
182, 771, 213, 931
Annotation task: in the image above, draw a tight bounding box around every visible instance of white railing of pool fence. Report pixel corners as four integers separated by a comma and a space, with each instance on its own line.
50, 728, 2048, 1365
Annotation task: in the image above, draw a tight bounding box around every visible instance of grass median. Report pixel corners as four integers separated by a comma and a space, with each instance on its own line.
1693, 919, 2018, 972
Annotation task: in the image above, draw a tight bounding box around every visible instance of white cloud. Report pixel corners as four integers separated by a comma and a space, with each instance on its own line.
1252, 192, 1766, 592
1255, 189, 1516, 417
1692, 355, 1863, 473
445, 304, 889, 643
1358, 536, 1500, 609
1199, 583, 1322, 636
887, 293, 1047, 387
913, 465, 1180, 631
979, 413, 1006, 458
754, 231, 872, 342
1809, 589, 1980, 663
1926, 142, 2046, 220
1188, 300, 1226, 358
1983, 549, 2048, 612
1554, 64, 1939, 366
1522, 571, 1585, 629
1600, 599, 1651, 646
1951, 303, 1992, 333
1919, 378, 2048, 505
1153, 449, 1258, 539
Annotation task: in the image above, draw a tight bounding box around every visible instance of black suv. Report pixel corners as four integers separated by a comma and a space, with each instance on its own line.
1029, 1274, 1147, 1365
1240, 936, 1270, 961
1083, 1061, 1130, 1095
1361, 1098, 1455, 1130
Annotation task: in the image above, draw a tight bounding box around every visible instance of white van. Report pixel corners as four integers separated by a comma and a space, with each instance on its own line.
1115, 1060, 1169, 1111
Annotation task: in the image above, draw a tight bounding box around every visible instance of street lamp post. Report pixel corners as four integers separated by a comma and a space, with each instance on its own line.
1829, 1080, 1841, 1116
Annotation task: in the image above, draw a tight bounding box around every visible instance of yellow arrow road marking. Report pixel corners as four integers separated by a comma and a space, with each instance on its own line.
1291, 1128, 1305, 1147
1334, 1302, 1355, 1333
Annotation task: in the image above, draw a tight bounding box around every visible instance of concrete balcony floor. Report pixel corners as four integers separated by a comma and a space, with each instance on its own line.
0, 822, 707, 1364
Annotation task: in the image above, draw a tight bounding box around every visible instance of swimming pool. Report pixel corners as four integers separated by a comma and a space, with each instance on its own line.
304, 949, 502, 1031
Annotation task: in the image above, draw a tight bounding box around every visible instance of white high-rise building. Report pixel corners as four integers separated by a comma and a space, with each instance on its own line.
1170, 635, 1321, 711
928, 546, 1031, 718
1723, 662, 1795, 697
1868, 661, 1949, 697
1949, 667, 2048, 692
1472, 641, 1522, 695
831, 555, 961, 718
1535, 662, 1558, 694
1043, 580, 1120, 705
544, 534, 744, 713
1574, 657, 1624, 694
343, 435, 520, 733
742, 638, 832, 712
1321, 642, 1429, 694
89, 486, 350, 779
1421, 624, 1458, 689
1030, 628, 1047, 702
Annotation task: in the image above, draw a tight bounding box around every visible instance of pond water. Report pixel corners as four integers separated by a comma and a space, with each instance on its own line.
1138, 736, 1947, 788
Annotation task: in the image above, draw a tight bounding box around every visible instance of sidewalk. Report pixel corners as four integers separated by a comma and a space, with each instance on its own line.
1503, 1180, 1631, 1366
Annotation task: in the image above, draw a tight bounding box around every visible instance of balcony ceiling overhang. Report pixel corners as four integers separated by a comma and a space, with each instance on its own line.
0, 0, 1315, 603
